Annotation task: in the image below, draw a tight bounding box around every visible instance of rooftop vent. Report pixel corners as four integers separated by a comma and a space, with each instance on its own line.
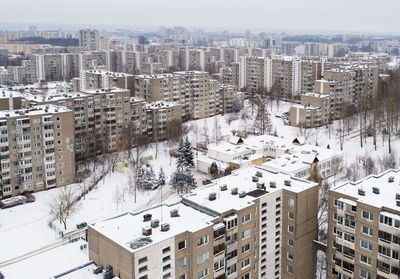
270, 181, 276, 188
170, 209, 179, 217
257, 182, 265, 189
358, 187, 366, 196
284, 180, 291, 186
161, 223, 170, 232
151, 219, 160, 228
142, 227, 152, 236
252, 176, 259, 182
209, 192, 217, 201
372, 187, 380, 194
388, 176, 394, 183
220, 184, 227, 191
256, 171, 263, 177
143, 213, 152, 222
231, 187, 238, 195
239, 191, 246, 198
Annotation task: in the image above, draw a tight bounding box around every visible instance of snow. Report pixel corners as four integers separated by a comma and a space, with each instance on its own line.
90, 202, 215, 253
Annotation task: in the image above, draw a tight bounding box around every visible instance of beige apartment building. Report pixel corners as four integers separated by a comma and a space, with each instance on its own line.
0, 105, 75, 198
134, 71, 229, 121
327, 169, 400, 279
80, 69, 135, 96
88, 166, 319, 279
146, 101, 182, 141
289, 93, 330, 128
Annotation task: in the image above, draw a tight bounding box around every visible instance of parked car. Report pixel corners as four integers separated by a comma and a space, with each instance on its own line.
202, 179, 212, 185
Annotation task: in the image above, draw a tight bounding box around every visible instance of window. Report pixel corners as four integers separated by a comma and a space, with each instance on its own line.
178, 240, 186, 250
178, 275, 186, 279
241, 273, 250, 279
287, 252, 294, 261
360, 240, 372, 251
138, 266, 147, 274
361, 226, 373, 236
197, 268, 208, 279
288, 225, 294, 234
197, 235, 209, 247
138, 257, 147, 264
287, 265, 293, 274
242, 229, 251, 239
163, 264, 171, 272
163, 273, 171, 279
214, 259, 224, 271
380, 214, 393, 226
360, 255, 371, 266
241, 243, 250, 254
288, 212, 294, 220
242, 214, 251, 224
226, 264, 237, 276
162, 247, 170, 254
360, 269, 371, 279
163, 255, 170, 262
288, 239, 294, 247
139, 276, 148, 279
362, 211, 373, 221
197, 251, 209, 264
288, 198, 294, 207
226, 218, 238, 230
226, 249, 237, 261
241, 258, 250, 269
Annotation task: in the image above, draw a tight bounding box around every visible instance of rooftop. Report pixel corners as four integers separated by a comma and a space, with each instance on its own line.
89, 202, 215, 253
0, 104, 71, 118
332, 169, 400, 212
183, 166, 317, 214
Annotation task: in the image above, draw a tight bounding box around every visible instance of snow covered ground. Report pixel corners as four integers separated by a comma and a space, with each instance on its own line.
1, 99, 400, 278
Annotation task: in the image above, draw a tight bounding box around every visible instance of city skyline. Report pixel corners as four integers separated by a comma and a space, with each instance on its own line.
2, 0, 400, 34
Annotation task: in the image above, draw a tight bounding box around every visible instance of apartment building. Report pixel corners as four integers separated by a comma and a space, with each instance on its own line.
0, 105, 75, 198
327, 169, 400, 279
219, 63, 240, 87
289, 93, 330, 127
80, 69, 135, 96
134, 71, 226, 121
146, 101, 182, 141
88, 166, 319, 279
78, 28, 99, 51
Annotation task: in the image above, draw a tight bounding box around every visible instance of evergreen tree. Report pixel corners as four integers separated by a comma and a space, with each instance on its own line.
135, 165, 146, 189
176, 138, 186, 170
156, 168, 166, 188
210, 161, 219, 179
145, 167, 156, 190
183, 137, 195, 170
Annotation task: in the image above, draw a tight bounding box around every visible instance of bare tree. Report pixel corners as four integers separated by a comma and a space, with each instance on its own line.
48, 187, 81, 230
297, 124, 313, 142
166, 119, 183, 145
213, 117, 222, 144
202, 119, 210, 144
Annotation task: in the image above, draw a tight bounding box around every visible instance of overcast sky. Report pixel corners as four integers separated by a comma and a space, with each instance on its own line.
2, 0, 399, 33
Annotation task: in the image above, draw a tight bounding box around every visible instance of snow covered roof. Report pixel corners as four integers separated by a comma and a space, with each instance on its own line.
146, 101, 180, 109
23, 92, 90, 102
183, 166, 318, 214
197, 153, 229, 170
262, 155, 309, 174
89, 203, 215, 253
81, 87, 129, 94
302, 92, 330, 99
0, 104, 71, 118
208, 141, 253, 156
332, 169, 400, 212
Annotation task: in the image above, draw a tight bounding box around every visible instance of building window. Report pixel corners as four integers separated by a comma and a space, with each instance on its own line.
360, 255, 371, 266
197, 251, 209, 264
138, 266, 147, 274
360, 240, 372, 251
241, 273, 250, 279
163, 255, 170, 262
197, 235, 209, 247
242, 229, 251, 239
361, 226, 373, 236
242, 214, 251, 224
214, 259, 224, 271
226, 263, 237, 276
241, 243, 250, 254
288, 212, 294, 220
178, 257, 186, 268
288, 239, 294, 247
178, 275, 186, 279
287, 252, 294, 261
360, 269, 371, 279
163, 273, 171, 279
138, 257, 147, 264
241, 258, 250, 269
178, 240, 186, 250
162, 247, 170, 254
288, 226, 294, 234
288, 198, 294, 207
163, 264, 171, 272
362, 211, 374, 221
197, 268, 209, 279
287, 265, 293, 274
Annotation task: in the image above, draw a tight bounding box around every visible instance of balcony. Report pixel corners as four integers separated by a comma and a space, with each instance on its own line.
226, 241, 237, 253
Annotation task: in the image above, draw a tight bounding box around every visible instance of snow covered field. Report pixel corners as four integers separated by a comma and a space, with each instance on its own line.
1, 99, 400, 278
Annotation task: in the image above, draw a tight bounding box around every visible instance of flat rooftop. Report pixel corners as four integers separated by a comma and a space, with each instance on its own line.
183, 166, 317, 214
81, 87, 129, 94
0, 104, 71, 118
332, 169, 400, 212
262, 155, 309, 173
89, 202, 215, 253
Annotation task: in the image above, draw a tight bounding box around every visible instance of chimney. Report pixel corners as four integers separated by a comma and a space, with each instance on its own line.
161, 223, 170, 232
143, 213, 152, 222
142, 227, 152, 236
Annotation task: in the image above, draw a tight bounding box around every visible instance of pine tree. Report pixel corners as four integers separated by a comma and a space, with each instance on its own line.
156, 168, 166, 188
183, 170, 197, 192
135, 165, 146, 189
176, 138, 186, 170
145, 167, 156, 190
210, 161, 218, 179
183, 137, 195, 170
170, 170, 186, 194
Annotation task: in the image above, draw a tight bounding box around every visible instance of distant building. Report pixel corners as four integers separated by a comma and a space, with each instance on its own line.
78, 28, 99, 51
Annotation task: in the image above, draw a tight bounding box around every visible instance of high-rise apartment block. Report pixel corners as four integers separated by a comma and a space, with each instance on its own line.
0, 105, 75, 198
78, 28, 99, 51
88, 166, 319, 279
327, 169, 400, 279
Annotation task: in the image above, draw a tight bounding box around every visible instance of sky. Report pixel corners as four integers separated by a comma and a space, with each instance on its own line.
2, 0, 400, 34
